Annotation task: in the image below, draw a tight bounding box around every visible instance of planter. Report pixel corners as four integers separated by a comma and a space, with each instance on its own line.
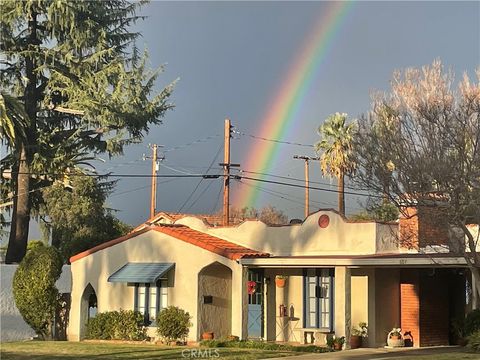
275, 277, 286, 288
333, 343, 343, 350
387, 337, 404, 347
350, 335, 362, 349
202, 332, 214, 340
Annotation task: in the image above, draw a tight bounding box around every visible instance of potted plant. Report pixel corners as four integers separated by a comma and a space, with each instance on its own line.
387, 328, 404, 347
327, 335, 345, 350
350, 322, 368, 349
201, 331, 214, 340
275, 275, 287, 288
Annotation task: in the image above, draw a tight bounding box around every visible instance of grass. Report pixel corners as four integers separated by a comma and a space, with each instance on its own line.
0, 341, 297, 360
389, 353, 479, 360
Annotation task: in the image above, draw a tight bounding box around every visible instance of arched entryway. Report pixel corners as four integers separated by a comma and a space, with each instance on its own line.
198, 262, 232, 340
79, 283, 97, 339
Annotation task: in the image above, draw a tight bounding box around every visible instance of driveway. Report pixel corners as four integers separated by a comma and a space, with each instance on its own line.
269, 346, 465, 360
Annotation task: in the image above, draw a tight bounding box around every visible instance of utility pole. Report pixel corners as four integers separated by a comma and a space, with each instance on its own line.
144, 144, 164, 218
219, 119, 239, 226
293, 155, 320, 218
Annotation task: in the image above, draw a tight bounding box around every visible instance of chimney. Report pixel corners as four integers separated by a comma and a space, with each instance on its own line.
399, 194, 450, 249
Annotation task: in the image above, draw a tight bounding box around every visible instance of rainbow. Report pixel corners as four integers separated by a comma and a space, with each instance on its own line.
234, 1, 354, 208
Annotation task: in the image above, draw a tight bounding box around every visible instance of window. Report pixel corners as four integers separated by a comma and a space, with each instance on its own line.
303, 269, 333, 330
135, 280, 168, 324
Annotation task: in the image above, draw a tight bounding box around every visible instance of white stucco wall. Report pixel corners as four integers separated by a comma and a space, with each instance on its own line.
68, 231, 244, 342
1, 264, 71, 342
176, 211, 401, 256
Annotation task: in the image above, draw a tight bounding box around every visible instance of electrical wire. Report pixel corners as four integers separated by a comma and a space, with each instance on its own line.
5, 171, 383, 199
237, 180, 337, 208
163, 134, 221, 153
235, 130, 314, 148
234, 168, 364, 192
238, 175, 381, 198
178, 143, 223, 212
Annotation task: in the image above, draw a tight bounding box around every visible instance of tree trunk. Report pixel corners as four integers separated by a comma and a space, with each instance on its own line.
338, 170, 345, 216
5, 145, 30, 263
6, 9, 37, 263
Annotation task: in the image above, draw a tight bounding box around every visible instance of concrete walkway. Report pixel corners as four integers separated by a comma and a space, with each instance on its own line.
269, 346, 465, 360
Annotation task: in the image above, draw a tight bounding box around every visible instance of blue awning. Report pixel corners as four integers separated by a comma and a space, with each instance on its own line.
108, 263, 175, 283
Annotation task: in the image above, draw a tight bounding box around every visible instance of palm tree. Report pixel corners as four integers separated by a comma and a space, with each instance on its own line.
0, 93, 29, 147
1, 93, 32, 263
315, 113, 357, 216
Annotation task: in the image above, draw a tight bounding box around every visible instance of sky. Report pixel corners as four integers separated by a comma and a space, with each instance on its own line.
19, 1, 480, 239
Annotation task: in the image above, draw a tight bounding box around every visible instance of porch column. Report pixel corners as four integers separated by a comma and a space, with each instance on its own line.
275, 279, 287, 341
241, 266, 249, 340
473, 270, 479, 310
335, 266, 351, 349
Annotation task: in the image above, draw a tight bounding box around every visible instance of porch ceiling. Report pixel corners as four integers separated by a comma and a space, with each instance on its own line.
239, 253, 470, 268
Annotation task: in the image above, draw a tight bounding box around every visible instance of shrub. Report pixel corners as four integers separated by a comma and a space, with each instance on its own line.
12, 246, 63, 339
85, 310, 147, 340
199, 339, 331, 353
465, 309, 480, 336
467, 330, 480, 352
156, 306, 192, 344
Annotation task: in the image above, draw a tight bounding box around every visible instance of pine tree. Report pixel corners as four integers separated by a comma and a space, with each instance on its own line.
0, 1, 174, 263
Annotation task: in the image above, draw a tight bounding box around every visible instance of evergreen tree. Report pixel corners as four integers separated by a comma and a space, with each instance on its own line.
42, 173, 132, 262
0, 1, 174, 262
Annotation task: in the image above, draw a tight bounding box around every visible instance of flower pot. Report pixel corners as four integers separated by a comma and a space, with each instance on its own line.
202, 332, 214, 340
275, 278, 286, 288
333, 343, 343, 350
387, 337, 404, 348
350, 335, 362, 349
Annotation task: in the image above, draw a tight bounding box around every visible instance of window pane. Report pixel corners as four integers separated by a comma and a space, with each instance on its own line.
309, 312, 316, 326
309, 283, 316, 294
149, 286, 157, 320
309, 298, 316, 310
323, 313, 330, 328
160, 281, 168, 310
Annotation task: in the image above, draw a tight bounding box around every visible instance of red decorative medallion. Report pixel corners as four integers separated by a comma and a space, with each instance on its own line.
318, 214, 330, 228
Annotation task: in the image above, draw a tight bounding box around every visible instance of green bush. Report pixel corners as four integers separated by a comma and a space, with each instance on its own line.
465, 309, 480, 336
85, 310, 147, 340
156, 306, 192, 344
467, 330, 480, 352
12, 246, 63, 339
199, 339, 331, 353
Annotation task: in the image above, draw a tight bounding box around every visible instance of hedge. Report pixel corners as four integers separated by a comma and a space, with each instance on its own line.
86, 310, 147, 341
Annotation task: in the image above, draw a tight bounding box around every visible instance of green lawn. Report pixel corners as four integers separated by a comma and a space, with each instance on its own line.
385, 353, 480, 360
0, 341, 296, 360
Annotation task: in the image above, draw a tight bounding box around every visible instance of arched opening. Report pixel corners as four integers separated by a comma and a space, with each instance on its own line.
197, 262, 232, 340
80, 283, 97, 339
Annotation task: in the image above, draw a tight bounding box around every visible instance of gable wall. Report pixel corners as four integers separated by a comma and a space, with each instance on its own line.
68, 231, 243, 341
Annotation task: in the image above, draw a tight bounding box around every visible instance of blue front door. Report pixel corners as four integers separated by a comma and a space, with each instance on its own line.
247, 270, 264, 339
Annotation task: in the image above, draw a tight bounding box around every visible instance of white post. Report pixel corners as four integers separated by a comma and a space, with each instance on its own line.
335, 266, 352, 349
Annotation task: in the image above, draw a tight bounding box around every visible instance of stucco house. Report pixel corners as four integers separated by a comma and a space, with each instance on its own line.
67, 208, 476, 347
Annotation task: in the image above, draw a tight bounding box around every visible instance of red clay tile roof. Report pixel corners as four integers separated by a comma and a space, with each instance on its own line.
69, 224, 269, 263
152, 225, 269, 260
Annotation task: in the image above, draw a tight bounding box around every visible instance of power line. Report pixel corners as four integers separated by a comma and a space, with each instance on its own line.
6, 171, 380, 198
163, 134, 221, 153
235, 130, 314, 148
238, 180, 337, 208
178, 144, 223, 212
234, 169, 368, 192
237, 175, 381, 198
